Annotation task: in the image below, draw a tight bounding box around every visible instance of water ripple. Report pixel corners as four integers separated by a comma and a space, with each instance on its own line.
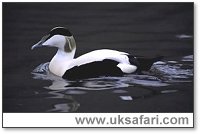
151, 55, 193, 83
31, 55, 193, 112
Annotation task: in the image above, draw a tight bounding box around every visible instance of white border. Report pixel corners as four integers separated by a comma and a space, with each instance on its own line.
0, 0, 198, 133
3, 113, 194, 127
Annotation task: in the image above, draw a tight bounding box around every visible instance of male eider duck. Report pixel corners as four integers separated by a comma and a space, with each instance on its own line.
32, 27, 162, 80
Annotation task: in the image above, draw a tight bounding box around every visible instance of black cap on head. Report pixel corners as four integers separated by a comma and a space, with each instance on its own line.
49, 27, 72, 36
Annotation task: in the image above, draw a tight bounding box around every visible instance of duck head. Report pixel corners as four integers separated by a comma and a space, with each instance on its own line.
31, 27, 76, 52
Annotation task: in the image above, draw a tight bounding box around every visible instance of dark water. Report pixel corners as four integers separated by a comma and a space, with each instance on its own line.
3, 3, 194, 112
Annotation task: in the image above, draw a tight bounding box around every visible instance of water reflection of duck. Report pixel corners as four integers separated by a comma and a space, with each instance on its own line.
32, 27, 162, 80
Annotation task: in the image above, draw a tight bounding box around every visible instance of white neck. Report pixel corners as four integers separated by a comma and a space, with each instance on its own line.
49, 48, 76, 77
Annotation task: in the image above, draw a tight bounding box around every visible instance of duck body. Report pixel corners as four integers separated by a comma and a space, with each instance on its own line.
32, 27, 162, 80
57, 49, 138, 79
48, 48, 139, 80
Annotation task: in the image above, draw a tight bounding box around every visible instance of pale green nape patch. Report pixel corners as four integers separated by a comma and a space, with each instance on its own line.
65, 36, 76, 52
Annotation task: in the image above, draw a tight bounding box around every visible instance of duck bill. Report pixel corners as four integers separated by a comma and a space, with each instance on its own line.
31, 40, 44, 50
31, 34, 50, 50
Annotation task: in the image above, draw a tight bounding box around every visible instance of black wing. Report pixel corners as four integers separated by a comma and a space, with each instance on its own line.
62, 59, 123, 80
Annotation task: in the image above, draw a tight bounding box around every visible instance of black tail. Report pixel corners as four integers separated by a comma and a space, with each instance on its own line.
136, 56, 164, 72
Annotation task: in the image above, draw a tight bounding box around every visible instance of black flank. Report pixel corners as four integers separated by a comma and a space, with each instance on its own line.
62, 59, 123, 80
